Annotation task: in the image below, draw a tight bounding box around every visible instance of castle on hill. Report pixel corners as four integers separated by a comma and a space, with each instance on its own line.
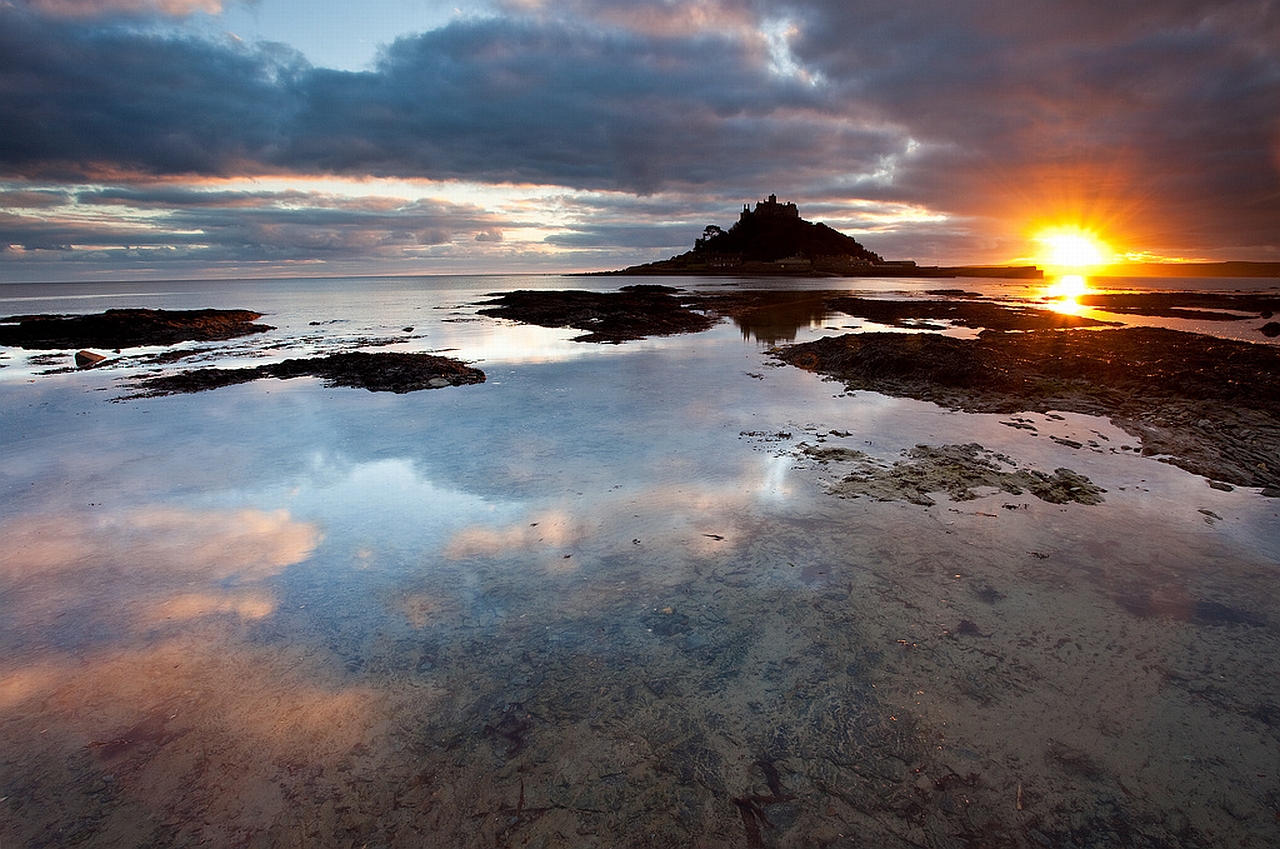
741, 194, 799, 222
610, 195, 1041, 278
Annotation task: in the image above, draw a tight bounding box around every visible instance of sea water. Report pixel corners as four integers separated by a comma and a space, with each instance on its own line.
2, 275, 1278, 847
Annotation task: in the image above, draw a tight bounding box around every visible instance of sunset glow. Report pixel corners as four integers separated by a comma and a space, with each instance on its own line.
0, 2, 1276, 279
1034, 228, 1111, 270
1044, 273, 1090, 314
1046, 274, 1088, 299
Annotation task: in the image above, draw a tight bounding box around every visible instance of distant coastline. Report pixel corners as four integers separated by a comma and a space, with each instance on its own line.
594, 262, 1045, 280
1097, 261, 1280, 279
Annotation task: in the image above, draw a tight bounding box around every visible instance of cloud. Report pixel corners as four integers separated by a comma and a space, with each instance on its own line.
17, 0, 222, 18
0, 635, 413, 848
0, 504, 321, 649
0, 187, 71, 207
782, 0, 1280, 251
544, 223, 693, 248
0, 7, 899, 192
0, 184, 512, 262
0, 0, 1277, 269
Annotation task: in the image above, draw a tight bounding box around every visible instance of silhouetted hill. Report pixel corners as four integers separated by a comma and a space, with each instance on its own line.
607, 195, 1041, 279
695, 194, 883, 264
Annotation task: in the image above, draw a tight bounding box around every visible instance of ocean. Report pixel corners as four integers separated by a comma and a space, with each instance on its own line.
2, 274, 1278, 847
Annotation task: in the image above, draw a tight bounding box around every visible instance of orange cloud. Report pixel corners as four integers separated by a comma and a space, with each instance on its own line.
27, 0, 221, 18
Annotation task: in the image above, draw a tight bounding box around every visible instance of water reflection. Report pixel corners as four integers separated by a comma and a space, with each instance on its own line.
726, 292, 836, 343
1043, 273, 1090, 314
4, 276, 1280, 847
0, 506, 319, 656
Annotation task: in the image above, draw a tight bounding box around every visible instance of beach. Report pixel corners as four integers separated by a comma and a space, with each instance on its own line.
2, 274, 1278, 848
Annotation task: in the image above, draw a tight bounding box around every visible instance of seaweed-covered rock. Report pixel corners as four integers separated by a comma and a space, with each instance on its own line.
133, 352, 485, 396
476, 285, 715, 343
777, 327, 1280, 492
0, 308, 273, 349
800, 442, 1105, 506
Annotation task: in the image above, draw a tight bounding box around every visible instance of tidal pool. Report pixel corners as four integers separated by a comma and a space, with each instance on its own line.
2, 276, 1278, 847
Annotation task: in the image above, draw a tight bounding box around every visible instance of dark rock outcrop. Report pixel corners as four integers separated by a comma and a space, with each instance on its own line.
477, 284, 715, 343
775, 326, 1280, 492
0, 308, 273, 349
132, 352, 485, 396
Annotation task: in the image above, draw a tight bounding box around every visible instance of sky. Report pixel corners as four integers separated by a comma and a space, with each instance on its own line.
1, 0, 1278, 282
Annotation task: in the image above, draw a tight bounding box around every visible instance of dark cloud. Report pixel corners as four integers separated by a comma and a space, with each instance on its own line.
0, 186, 506, 260
0, 6, 901, 193
782, 0, 1280, 252
0, 188, 72, 208
543, 223, 693, 249
0, 9, 304, 179
280, 18, 877, 193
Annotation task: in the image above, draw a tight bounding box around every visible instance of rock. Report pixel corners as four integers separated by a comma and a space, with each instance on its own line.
132, 352, 485, 396
75, 350, 107, 368
1261, 321, 1280, 338
0, 308, 273, 349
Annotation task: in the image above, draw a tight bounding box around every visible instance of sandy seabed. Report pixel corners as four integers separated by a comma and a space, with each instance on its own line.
4, 430, 1277, 848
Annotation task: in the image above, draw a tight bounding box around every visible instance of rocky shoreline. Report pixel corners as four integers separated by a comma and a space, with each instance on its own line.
775, 327, 1280, 494
1, 307, 485, 394
6, 295, 1278, 488
467, 286, 1280, 494
0, 308, 273, 349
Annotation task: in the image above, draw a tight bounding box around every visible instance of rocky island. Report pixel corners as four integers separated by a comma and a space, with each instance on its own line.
609, 195, 1042, 279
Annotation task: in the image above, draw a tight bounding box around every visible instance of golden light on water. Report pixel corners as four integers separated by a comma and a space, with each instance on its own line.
1047, 274, 1088, 299
1044, 273, 1090, 314
1026, 224, 1112, 313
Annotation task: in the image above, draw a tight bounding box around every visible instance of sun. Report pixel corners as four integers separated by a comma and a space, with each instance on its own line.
1033, 227, 1111, 269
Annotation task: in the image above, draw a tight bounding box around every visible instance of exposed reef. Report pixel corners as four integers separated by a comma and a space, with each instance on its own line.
775, 327, 1280, 493
1079, 291, 1280, 322
822, 296, 1116, 331
476, 285, 715, 343
0, 308, 273, 349
473, 288, 1106, 343
131, 352, 485, 396
799, 442, 1106, 506
1102, 261, 1280, 279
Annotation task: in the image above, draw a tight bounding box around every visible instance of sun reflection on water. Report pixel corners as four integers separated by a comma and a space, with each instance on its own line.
1044, 274, 1090, 314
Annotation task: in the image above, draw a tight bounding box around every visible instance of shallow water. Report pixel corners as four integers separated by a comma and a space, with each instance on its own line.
2, 275, 1279, 847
